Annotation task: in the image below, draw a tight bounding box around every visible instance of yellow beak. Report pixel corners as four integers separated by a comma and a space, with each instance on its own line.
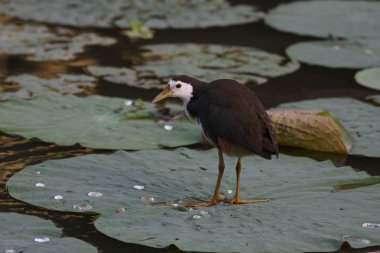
152, 86, 173, 103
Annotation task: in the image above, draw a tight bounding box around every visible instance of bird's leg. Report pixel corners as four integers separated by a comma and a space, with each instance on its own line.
227, 157, 270, 205
211, 149, 225, 204
184, 149, 224, 207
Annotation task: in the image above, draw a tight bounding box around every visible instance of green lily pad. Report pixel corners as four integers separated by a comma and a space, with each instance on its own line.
286, 38, 380, 68
266, 0, 380, 39
0, 95, 200, 149
0, 74, 96, 100
355, 67, 380, 91
88, 44, 300, 89
0, 212, 96, 253
276, 98, 380, 157
6, 148, 380, 252
0, 24, 116, 61
0, 0, 263, 29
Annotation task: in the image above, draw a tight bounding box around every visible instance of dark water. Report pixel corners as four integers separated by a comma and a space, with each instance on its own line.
0, 1, 379, 252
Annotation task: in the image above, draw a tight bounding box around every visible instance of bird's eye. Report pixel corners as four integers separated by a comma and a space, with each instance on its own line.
176, 83, 182, 88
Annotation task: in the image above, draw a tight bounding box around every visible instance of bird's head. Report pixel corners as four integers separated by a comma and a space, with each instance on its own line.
152, 75, 202, 104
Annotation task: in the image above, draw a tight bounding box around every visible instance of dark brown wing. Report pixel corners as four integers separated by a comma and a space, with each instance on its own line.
192, 79, 278, 159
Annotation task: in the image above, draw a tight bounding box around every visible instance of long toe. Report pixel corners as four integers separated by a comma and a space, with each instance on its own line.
184, 198, 222, 207
225, 198, 270, 205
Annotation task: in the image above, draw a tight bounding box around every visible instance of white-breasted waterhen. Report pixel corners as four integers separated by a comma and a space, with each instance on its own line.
153, 75, 278, 206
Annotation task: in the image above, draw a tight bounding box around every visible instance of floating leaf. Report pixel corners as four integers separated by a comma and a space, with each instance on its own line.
355, 67, 380, 91
266, 0, 380, 39
88, 44, 300, 89
6, 149, 380, 253
0, 74, 96, 100
0, 213, 96, 253
0, 95, 200, 150
276, 98, 380, 157
268, 110, 351, 154
0, 0, 263, 29
122, 19, 154, 40
286, 38, 380, 68
0, 23, 116, 61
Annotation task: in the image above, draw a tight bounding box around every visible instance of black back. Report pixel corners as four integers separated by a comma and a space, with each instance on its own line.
186, 78, 278, 159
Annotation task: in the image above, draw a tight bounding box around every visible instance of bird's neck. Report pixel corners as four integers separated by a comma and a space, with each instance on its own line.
190, 82, 208, 101
185, 82, 208, 120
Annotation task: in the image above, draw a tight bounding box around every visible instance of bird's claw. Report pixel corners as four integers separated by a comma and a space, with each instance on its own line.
183, 198, 222, 207
223, 198, 270, 205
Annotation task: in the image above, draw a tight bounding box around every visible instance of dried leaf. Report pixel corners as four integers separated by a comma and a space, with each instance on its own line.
269, 110, 351, 154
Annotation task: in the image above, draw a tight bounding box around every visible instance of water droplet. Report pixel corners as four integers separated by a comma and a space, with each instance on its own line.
116, 207, 126, 213
133, 185, 144, 190
171, 203, 188, 212
35, 183, 45, 188
5, 249, 17, 253
73, 203, 93, 212
333, 45, 341, 50
343, 235, 370, 244
225, 189, 234, 198
362, 223, 380, 229
54, 195, 64, 200
32, 170, 41, 175
164, 124, 173, 131
124, 100, 133, 106
34, 237, 50, 243
192, 214, 202, 219
88, 192, 103, 197
199, 210, 209, 216
141, 196, 155, 201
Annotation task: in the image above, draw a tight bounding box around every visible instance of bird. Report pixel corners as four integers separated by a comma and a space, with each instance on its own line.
152, 75, 278, 206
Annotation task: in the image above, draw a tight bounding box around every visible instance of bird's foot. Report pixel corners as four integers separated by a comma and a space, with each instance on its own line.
183, 198, 222, 207
224, 198, 270, 205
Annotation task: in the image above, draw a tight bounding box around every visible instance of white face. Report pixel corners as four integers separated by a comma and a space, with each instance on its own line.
168, 79, 193, 103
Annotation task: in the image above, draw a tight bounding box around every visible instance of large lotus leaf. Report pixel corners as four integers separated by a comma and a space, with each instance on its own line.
276, 98, 380, 157
6, 149, 380, 252
286, 38, 380, 68
0, 24, 115, 61
0, 0, 262, 29
0, 74, 96, 100
88, 44, 300, 89
0, 95, 201, 149
0, 212, 96, 253
355, 67, 380, 91
266, 0, 380, 39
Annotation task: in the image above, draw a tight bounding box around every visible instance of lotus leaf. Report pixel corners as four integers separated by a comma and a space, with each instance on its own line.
0, 24, 116, 61
268, 110, 352, 154
0, 0, 262, 29
355, 67, 380, 91
266, 0, 380, 39
0, 212, 96, 253
88, 44, 300, 89
276, 98, 380, 157
0, 74, 96, 100
286, 39, 380, 68
123, 20, 154, 40
6, 149, 380, 252
0, 95, 200, 149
